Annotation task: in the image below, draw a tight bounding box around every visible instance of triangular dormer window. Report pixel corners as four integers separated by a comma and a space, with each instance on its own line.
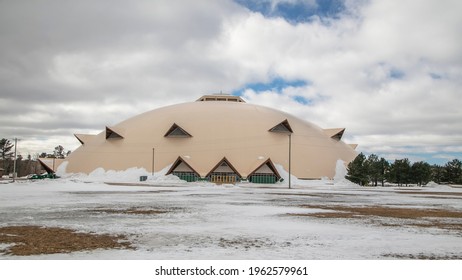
105, 127, 123, 139
248, 158, 281, 184
269, 119, 293, 133
166, 156, 200, 182
164, 123, 192, 138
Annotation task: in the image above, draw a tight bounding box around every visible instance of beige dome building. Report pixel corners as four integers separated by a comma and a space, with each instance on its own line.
51, 94, 357, 183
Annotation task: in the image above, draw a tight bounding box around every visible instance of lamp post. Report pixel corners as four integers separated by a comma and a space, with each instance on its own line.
152, 148, 155, 176
269, 119, 293, 188
12, 138, 18, 182
288, 133, 292, 189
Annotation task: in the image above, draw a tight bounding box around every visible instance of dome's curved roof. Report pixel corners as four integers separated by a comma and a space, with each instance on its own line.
64, 95, 357, 179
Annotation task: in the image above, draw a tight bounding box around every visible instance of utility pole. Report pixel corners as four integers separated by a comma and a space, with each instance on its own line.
152, 148, 155, 176
12, 138, 18, 182
288, 133, 292, 189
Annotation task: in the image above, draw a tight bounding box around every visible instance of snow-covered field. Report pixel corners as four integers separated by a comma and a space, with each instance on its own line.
1, 170, 462, 260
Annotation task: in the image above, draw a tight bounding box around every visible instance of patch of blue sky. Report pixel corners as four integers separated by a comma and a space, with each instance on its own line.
232, 77, 311, 105
234, 0, 346, 23
293, 95, 311, 105
384, 152, 462, 165
232, 77, 308, 96
428, 152, 462, 165
389, 68, 405, 79
429, 73, 443, 80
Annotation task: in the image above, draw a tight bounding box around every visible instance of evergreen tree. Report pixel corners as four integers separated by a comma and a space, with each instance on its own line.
444, 159, 462, 184
431, 164, 444, 184
378, 157, 390, 186
387, 158, 411, 186
346, 153, 369, 186
366, 154, 380, 186
365, 154, 390, 186
411, 161, 432, 186
0, 138, 14, 160
0, 138, 14, 172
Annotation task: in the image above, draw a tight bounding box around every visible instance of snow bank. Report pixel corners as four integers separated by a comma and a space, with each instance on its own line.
147, 165, 185, 184
426, 181, 441, 187
56, 160, 357, 187
274, 164, 299, 186
273, 162, 357, 188
423, 181, 452, 190
88, 167, 149, 182
56, 161, 68, 177
333, 159, 358, 187
57, 164, 185, 184
333, 159, 347, 182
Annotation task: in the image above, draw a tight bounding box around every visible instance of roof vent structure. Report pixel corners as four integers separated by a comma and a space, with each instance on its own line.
269, 119, 293, 133
105, 127, 124, 139
324, 128, 345, 141
74, 134, 95, 145
164, 123, 192, 138
196, 94, 246, 103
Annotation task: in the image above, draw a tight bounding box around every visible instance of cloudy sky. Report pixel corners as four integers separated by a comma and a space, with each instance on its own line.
1, 0, 461, 164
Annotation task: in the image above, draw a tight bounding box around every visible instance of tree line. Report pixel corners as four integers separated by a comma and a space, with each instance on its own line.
0, 138, 71, 177
346, 152, 462, 186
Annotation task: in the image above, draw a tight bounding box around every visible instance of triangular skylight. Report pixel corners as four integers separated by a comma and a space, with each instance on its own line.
269, 119, 293, 133
164, 123, 192, 138
105, 127, 123, 140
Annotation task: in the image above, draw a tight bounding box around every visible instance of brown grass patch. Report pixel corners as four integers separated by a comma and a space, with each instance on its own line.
298, 205, 462, 219
0, 226, 131, 256
89, 207, 169, 215
290, 205, 462, 233
408, 222, 462, 231
382, 253, 462, 260
288, 212, 359, 219
218, 237, 275, 250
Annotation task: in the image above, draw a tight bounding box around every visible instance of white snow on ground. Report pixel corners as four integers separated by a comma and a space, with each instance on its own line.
1, 170, 462, 260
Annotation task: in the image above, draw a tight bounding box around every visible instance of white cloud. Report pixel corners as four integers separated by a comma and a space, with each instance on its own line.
219, 0, 462, 161
0, 0, 461, 163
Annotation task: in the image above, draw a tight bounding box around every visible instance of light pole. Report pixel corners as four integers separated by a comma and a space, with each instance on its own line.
12, 138, 19, 182
288, 133, 292, 189
152, 148, 155, 176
